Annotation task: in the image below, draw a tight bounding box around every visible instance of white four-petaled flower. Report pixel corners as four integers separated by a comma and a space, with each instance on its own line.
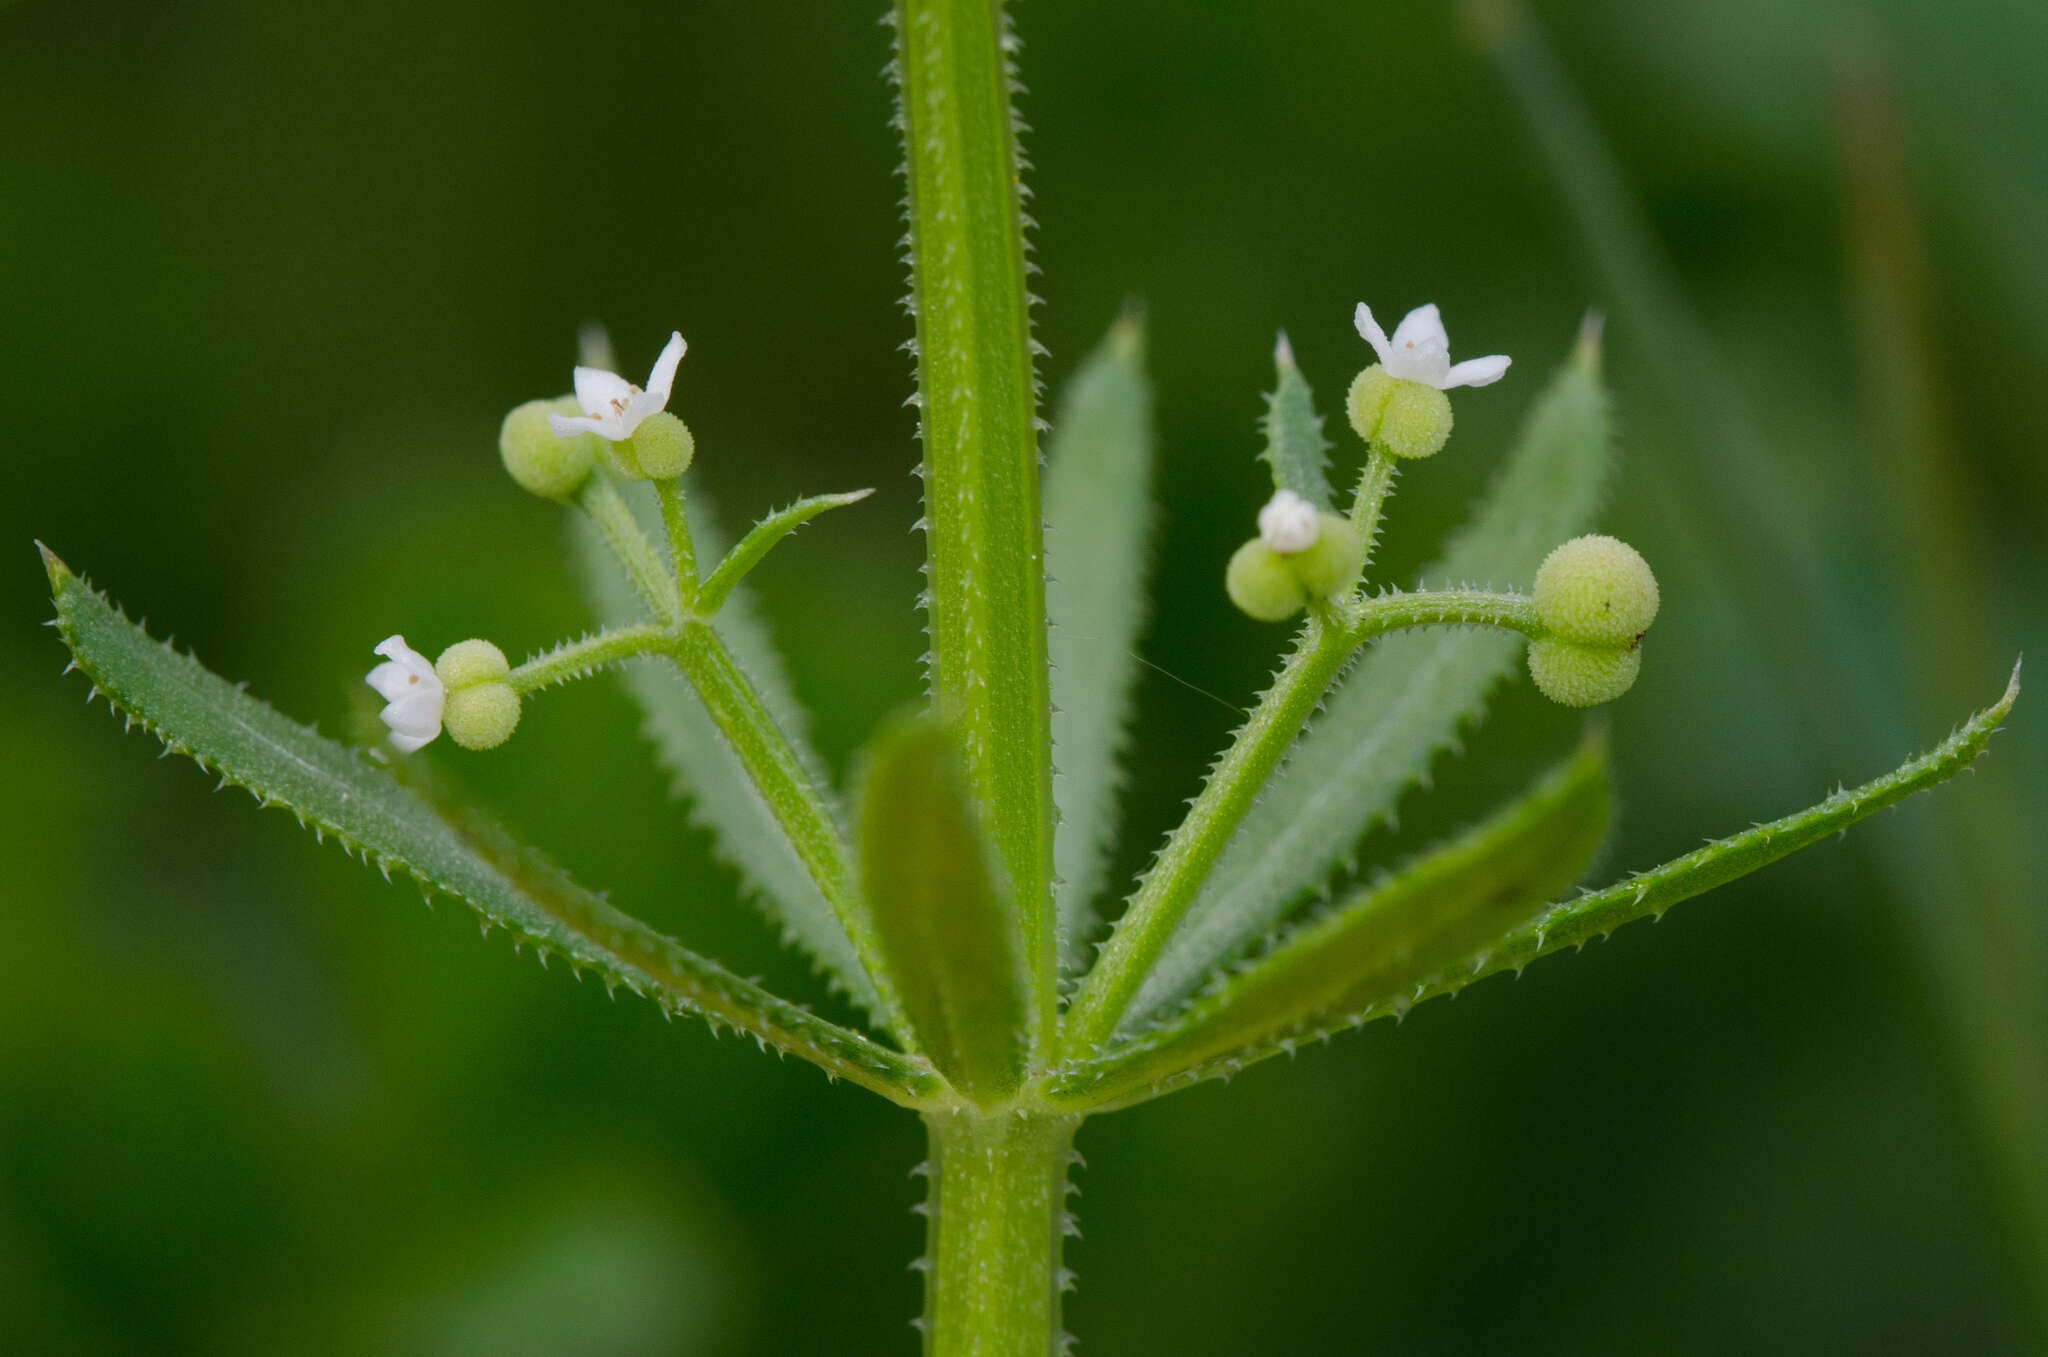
1258, 489, 1321, 554
367, 635, 444, 753
546, 331, 687, 442
1354, 302, 1510, 390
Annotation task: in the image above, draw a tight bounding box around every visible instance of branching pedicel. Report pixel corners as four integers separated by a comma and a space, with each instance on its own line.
41, 0, 2020, 1350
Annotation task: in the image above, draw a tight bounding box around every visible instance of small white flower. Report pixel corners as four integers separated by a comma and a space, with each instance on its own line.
1354, 302, 1510, 389
367, 635, 444, 753
546, 331, 687, 442
1258, 489, 1321, 555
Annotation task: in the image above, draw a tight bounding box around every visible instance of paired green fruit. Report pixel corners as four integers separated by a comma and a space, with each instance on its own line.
1225, 512, 1364, 621
1527, 535, 1659, 707
435, 639, 521, 749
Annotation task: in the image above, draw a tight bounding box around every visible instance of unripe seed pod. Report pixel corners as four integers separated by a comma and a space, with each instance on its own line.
1292, 512, 1364, 598
1534, 534, 1660, 647
1375, 381, 1455, 459
1226, 539, 1308, 621
499, 398, 597, 499
617, 411, 695, 480
443, 682, 521, 750
1346, 364, 1399, 443
434, 639, 510, 690
1528, 637, 1641, 707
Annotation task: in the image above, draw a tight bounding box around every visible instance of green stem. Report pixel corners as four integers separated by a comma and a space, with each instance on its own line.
657, 477, 699, 607
893, 0, 1056, 1052
578, 476, 681, 626
1061, 588, 1546, 1054
1349, 588, 1543, 643
507, 624, 671, 695
667, 624, 909, 1040
1348, 448, 1399, 574
1062, 613, 1358, 1052
919, 1112, 1080, 1357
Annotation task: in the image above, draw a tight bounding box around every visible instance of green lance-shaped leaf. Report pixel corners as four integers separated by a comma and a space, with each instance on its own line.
1259, 333, 1334, 509
41, 548, 938, 1107
1057, 666, 2020, 1109
572, 483, 885, 1022
1057, 738, 1609, 1109
1125, 330, 1611, 1031
856, 717, 1030, 1105
1046, 314, 1156, 972
891, 0, 1057, 1049
694, 488, 875, 616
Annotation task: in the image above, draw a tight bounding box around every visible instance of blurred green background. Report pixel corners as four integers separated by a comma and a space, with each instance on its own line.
5, 0, 2045, 1351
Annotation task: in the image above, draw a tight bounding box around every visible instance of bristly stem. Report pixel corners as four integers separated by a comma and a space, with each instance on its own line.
892, 0, 1056, 1052
666, 622, 909, 1041
1060, 583, 1549, 1054
1348, 448, 1400, 572
508, 624, 671, 694
657, 477, 699, 607
579, 476, 682, 625
919, 1112, 1081, 1357
1349, 588, 1543, 642
1062, 613, 1359, 1053
574, 483, 909, 1041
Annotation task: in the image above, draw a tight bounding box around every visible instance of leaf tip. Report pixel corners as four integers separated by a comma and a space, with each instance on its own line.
1109, 304, 1146, 357
1574, 714, 1612, 765
35, 539, 70, 590
1460, 0, 1520, 54
1272, 329, 1297, 372
1571, 311, 1606, 377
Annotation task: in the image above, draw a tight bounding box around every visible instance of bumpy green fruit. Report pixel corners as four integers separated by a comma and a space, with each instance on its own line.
1376, 381, 1454, 459
616, 411, 695, 480
1292, 512, 1363, 597
443, 682, 521, 750
434, 638, 510, 690
1534, 534, 1660, 647
499, 398, 597, 499
1345, 365, 1399, 443
1226, 539, 1308, 621
1528, 637, 1641, 707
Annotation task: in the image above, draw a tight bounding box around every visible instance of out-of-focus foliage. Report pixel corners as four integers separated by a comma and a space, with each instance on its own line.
3, 0, 2041, 1352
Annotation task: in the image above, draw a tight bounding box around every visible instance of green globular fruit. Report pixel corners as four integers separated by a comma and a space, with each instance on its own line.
1528, 637, 1641, 708
499, 398, 597, 499
1534, 534, 1660, 647
1345, 365, 1398, 443
1292, 512, 1364, 598
618, 412, 694, 480
434, 639, 510, 690
1376, 381, 1454, 459
443, 682, 521, 750
1227, 539, 1308, 621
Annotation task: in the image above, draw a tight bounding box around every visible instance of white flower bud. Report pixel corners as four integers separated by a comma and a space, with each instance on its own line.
1257, 489, 1321, 555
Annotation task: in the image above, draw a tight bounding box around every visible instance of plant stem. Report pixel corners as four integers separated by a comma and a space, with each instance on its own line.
1348, 448, 1399, 573
1059, 586, 1547, 1053
507, 624, 671, 694
578, 476, 681, 625
893, 0, 1056, 1051
667, 623, 909, 1039
1062, 613, 1358, 1052
920, 1112, 1080, 1357
1349, 588, 1542, 642
657, 477, 698, 607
